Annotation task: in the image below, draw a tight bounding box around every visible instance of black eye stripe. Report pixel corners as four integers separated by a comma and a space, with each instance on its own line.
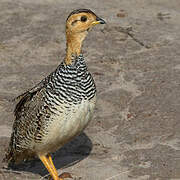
81, 16, 87, 22
71, 20, 78, 26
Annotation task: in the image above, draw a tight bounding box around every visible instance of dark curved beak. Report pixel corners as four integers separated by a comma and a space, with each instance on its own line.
96, 16, 106, 24
92, 16, 106, 25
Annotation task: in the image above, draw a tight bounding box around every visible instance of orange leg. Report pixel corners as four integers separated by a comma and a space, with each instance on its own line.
39, 154, 63, 180
47, 154, 59, 177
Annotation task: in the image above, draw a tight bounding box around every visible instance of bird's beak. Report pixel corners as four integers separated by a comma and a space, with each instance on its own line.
92, 16, 106, 25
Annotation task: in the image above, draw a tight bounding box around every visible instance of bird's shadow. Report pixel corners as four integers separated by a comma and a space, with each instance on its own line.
9, 132, 92, 177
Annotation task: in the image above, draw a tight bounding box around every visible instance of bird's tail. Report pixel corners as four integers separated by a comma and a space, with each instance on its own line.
3, 143, 14, 164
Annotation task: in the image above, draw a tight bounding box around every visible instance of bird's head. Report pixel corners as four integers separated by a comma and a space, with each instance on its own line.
66, 9, 106, 34
65, 9, 106, 64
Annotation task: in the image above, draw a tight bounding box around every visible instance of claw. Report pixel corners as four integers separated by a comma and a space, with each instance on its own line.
59, 172, 73, 179
48, 172, 73, 180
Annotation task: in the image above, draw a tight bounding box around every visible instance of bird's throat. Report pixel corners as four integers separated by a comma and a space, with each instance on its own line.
65, 30, 87, 65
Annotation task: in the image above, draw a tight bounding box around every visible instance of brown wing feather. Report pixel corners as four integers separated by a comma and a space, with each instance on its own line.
14, 91, 36, 117
4, 75, 51, 164
13, 72, 51, 116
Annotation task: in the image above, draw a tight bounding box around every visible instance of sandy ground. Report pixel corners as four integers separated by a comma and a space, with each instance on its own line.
0, 0, 180, 179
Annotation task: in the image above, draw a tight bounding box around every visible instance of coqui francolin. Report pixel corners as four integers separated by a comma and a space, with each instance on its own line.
4, 9, 106, 180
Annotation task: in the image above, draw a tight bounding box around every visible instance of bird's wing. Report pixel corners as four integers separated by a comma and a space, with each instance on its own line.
13, 72, 52, 117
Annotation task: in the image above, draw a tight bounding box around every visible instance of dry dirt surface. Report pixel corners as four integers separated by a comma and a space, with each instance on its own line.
1, 0, 180, 180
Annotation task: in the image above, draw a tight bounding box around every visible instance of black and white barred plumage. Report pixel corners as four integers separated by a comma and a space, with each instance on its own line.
5, 54, 96, 163
44, 54, 96, 106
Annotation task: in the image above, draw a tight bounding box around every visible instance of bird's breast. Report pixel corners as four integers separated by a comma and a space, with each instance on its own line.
36, 95, 96, 154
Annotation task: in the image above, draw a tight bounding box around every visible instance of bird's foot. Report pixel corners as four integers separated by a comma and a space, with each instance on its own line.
49, 172, 72, 180
59, 172, 73, 179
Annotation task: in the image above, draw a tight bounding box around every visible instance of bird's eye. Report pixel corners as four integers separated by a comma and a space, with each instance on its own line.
81, 16, 87, 22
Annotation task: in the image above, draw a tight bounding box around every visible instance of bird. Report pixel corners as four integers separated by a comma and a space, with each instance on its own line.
4, 9, 106, 180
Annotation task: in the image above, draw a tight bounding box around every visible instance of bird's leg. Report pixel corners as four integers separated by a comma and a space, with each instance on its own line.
47, 154, 59, 177
47, 154, 73, 180
39, 154, 63, 180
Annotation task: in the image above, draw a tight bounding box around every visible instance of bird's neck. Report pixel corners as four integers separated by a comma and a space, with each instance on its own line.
65, 30, 87, 65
